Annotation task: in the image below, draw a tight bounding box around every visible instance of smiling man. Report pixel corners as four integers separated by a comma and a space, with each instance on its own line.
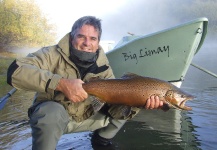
7, 16, 165, 150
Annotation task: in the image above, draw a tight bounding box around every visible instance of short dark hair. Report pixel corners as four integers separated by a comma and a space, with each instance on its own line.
71, 16, 102, 41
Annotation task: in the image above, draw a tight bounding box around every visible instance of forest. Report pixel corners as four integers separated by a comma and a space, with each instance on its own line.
0, 0, 56, 52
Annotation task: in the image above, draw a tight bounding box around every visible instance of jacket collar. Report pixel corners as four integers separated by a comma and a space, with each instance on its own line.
57, 33, 71, 57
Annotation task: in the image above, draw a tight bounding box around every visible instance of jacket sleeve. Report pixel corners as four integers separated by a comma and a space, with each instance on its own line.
7, 47, 62, 95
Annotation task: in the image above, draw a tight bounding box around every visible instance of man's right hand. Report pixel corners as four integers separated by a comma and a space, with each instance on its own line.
55, 78, 88, 103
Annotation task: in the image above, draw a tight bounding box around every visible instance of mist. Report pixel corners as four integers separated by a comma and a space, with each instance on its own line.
99, 0, 216, 45
36, 0, 216, 45
100, 0, 175, 43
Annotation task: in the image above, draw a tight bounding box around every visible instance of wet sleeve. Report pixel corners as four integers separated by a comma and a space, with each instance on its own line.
7, 60, 18, 86
7, 48, 62, 94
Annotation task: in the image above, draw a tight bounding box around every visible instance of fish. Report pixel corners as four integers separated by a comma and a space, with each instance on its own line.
82, 73, 194, 111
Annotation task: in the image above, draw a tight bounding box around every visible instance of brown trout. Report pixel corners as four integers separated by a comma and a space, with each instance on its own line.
83, 73, 194, 110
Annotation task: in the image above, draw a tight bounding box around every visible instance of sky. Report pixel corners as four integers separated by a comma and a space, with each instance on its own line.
35, 0, 128, 42
35, 0, 195, 47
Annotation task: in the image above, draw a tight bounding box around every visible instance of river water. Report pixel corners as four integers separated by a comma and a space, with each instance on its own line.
0, 43, 216, 150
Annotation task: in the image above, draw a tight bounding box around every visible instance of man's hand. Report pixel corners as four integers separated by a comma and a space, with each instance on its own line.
56, 78, 88, 103
145, 95, 169, 111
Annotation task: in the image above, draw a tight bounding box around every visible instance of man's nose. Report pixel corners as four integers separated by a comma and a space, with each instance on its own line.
83, 38, 91, 46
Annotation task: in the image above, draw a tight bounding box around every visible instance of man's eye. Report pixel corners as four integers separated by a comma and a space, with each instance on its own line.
91, 38, 97, 41
77, 35, 84, 39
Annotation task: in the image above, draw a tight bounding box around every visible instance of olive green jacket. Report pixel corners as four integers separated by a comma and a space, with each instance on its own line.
9, 33, 140, 122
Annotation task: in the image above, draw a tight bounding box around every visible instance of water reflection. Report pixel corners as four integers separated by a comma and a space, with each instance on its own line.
112, 109, 200, 150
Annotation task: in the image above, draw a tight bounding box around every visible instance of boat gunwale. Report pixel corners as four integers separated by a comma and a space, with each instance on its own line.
107, 17, 208, 54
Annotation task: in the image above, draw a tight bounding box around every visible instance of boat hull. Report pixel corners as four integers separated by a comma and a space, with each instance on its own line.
106, 18, 208, 83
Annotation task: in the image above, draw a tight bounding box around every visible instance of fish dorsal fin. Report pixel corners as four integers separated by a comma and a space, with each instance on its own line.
121, 72, 142, 79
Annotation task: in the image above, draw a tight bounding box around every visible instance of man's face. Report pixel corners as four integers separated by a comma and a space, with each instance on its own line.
71, 24, 99, 53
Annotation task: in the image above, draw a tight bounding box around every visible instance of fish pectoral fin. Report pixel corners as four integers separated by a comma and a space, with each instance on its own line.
90, 96, 105, 112
161, 103, 170, 111
108, 105, 133, 119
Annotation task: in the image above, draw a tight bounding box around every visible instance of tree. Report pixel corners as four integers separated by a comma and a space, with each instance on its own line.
0, 0, 57, 51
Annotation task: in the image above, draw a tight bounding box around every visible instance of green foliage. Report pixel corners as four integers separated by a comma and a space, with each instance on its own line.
0, 0, 57, 51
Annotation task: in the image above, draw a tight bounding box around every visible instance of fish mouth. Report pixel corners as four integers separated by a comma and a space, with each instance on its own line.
166, 97, 193, 111
178, 99, 192, 110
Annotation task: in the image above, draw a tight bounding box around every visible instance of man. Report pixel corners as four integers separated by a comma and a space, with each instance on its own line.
7, 16, 166, 150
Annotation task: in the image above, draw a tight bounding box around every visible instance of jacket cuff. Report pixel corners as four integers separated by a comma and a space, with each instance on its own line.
46, 74, 62, 94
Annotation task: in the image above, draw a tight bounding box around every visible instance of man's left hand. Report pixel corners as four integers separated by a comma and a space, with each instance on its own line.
145, 95, 168, 111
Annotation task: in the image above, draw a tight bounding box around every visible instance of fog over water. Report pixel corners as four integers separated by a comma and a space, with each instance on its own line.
100, 0, 181, 43
23, 0, 212, 54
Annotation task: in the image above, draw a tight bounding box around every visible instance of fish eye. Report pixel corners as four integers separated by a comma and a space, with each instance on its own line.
181, 95, 185, 98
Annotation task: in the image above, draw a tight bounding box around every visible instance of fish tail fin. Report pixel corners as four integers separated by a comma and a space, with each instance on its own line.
121, 105, 132, 118
90, 96, 105, 112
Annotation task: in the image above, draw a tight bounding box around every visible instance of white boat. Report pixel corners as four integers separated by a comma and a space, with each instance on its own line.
106, 18, 208, 87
